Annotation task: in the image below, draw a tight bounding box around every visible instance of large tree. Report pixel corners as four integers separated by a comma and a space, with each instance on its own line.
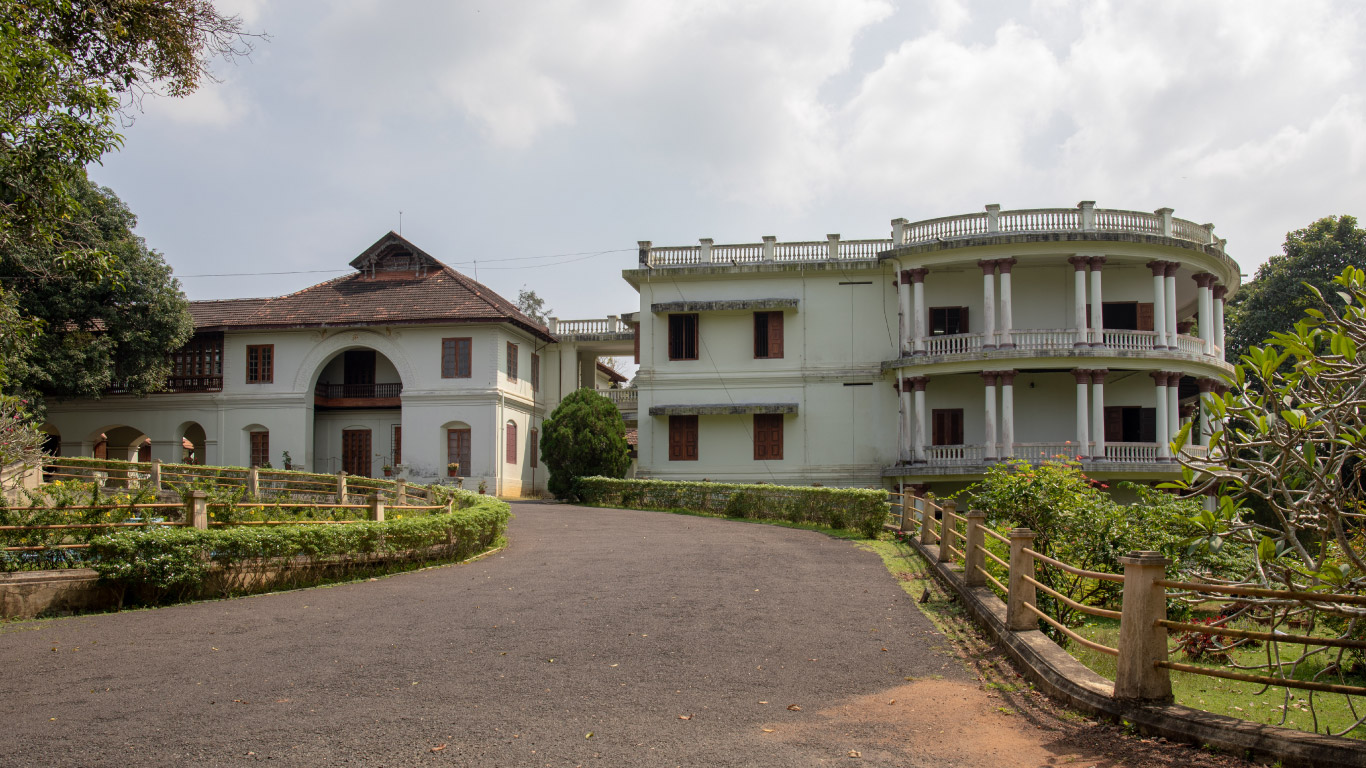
1225, 215, 1366, 364
539, 388, 631, 499
2, 178, 193, 401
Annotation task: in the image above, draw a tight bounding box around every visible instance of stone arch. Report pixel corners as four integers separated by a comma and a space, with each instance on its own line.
291, 329, 418, 393
178, 421, 208, 465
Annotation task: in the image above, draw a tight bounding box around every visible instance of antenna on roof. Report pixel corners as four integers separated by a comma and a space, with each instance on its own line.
398, 210, 403, 235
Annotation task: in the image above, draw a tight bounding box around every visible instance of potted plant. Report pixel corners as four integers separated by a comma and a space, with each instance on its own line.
281, 450, 293, 471
382, 464, 393, 477
477, 478, 487, 494
447, 462, 460, 478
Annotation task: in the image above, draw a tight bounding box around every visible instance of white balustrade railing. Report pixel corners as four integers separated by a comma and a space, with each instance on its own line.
1103, 442, 1159, 462
925, 333, 983, 356
553, 317, 626, 336
1011, 442, 1089, 462
925, 444, 984, 463
599, 388, 637, 407
644, 205, 1222, 268
1010, 329, 1080, 350
1176, 335, 1207, 355
1179, 445, 1210, 460
1101, 329, 1161, 351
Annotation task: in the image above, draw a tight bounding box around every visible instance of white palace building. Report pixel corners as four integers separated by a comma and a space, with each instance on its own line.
42, 202, 1239, 497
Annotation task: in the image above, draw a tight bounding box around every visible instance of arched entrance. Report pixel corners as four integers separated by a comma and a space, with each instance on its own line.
181, 422, 207, 465
309, 345, 405, 478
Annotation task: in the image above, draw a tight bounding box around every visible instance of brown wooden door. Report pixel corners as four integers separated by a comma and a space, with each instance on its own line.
342, 429, 371, 477
669, 415, 698, 460
447, 428, 471, 476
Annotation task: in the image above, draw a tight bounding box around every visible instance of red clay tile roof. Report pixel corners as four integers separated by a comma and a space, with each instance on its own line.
596, 362, 629, 383
187, 232, 553, 341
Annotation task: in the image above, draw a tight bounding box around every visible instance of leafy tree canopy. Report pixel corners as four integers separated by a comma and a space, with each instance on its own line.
1225, 215, 1366, 364
539, 388, 631, 499
516, 287, 549, 325
2, 178, 193, 401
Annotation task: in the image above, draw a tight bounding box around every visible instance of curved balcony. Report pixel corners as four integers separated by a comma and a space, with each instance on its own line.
892, 202, 1224, 253
888, 329, 1231, 373
884, 442, 1209, 477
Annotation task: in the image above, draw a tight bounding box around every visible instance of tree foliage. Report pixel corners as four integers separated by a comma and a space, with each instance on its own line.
1225, 215, 1366, 365
516, 287, 550, 325
2, 179, 193, 401
539, 388, 630, 499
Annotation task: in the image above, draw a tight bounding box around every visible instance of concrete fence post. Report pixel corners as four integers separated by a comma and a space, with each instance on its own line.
761, 235, 776, 262
1006, 527, 1037, 631
897, 490, 912, 533
368, 494, 385, 523
395, 478, 407, 505
187, 490, 208, 530
247, 467, 259, 497
336, 471, 348, 503
964, 510, 987, 587
919, 495, 936, 546
937, 499, 956, 563
150, 459, 162, 492
1115, 551, 1173, 701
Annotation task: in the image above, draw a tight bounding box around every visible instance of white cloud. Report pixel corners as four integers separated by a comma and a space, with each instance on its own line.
141, 78, 255, 128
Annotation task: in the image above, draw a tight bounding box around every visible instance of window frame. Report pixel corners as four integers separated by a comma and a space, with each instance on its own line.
249, 430, 269, 468
753, 311, 785, 359
507, 341, 519, 382
668, 314, 699, 361
931, 408, 965, 446
246, 344, 274, 384
929, 307, 968, 336
441, 337, 472, 379
530, 353, 540, 392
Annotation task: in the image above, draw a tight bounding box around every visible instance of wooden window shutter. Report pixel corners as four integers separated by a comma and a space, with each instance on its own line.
768, 312, 784, 358
669, 416, 698, 461
754, 414, 783, 460
1140, 407, 1157, 444
633, 324, 640, 363
1137, 302, 1155, 331
505, 422, 517, 464
529, 428, 538, 468
1104, 406, 1124, 443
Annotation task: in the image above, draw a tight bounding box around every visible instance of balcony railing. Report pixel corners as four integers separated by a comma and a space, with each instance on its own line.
314, 383, 403, 399
906, 329, 1225, 364
919, 442, 1167, 467
640, 203, 1224, 269
550, 316, 632, 336
925, 333, 984, 356
599, 388, 637, 408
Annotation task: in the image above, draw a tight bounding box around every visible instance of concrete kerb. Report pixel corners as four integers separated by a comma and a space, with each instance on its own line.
906, 537, 1366, 768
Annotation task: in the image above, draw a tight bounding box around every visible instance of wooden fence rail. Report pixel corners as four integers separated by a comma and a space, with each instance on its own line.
893, 493, 1366, 704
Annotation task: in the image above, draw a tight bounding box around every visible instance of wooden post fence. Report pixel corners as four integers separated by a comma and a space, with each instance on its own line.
247, 467, 260, 497
938, 499, 956, 563
919, 495, 936, 546
964, 509, 986, 587
336, 471, 348, 502
395, 479, 407, 505
149, 459, 162, 492
1115, 551, 1172, 701
368, 495, 385, 522
187, 490, 208, 530
1006, 527, 1037, 631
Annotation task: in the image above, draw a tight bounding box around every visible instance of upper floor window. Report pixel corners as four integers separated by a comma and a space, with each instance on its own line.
1089, 302, 1155, 332
668, 314, 699, 360
246, 345, 274, 383
507, 342, 519, 381
932, 409, 964, 445
531, 353, 540, 392
930, 307, 968, 336
442, 338, 471, 378
753, 312, 784, 359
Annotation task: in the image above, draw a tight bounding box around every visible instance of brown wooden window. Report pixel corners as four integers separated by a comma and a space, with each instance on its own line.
929, 308, 968, 336
447, 428, 471, 476
529, 428, 538, 468
442, 338, 472, 378
169, 333, 224, 392
753, 414, 783, 460
754, 312, 784, 359
507, 342, 519, 381
932, 409, 964, 445
1104, 406, 1157, 443
668, 314, 699, 360
391, 425, 402, 466
1087, 302, 1155, 331
668, 415, 698, 461
633, 323, 640, 363
246, 344, 274, 383
505, 421, 517, 464
530, 353, 540, 392
249, 431, 270, 468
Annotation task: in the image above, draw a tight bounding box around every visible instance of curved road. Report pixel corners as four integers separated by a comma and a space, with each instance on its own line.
0, 504, 970, 767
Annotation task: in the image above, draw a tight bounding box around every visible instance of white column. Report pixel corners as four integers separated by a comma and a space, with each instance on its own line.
1069, 257, 1089, 346
912, 377, 927, 462
1197, 379, 1214, 447
982, 372, 998, 460
980, 260, 997, 348
897, 267, 912, 356
998, 258, 1016, 348
1000, 370, 1016, 458
1167, 377, 1180, 444
1164, 264, 1179, 349
1148, 261, 1168, 348
1195, 273, 1214, 355
912, 269, 928, 355
1091, 369, 1107, 460
1074, 370, 1091, 458
898, 376, 913, 463
1152, 371, 1170, 460
1213, 285, 1227, 358
1088, 256, 1106, 346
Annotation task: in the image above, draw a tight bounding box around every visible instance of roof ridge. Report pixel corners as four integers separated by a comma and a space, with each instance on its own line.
437, 263, 548, 332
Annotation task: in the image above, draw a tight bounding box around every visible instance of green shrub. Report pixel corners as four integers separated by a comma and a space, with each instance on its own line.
577, 477, 888, 538
540, 388, 631, 500
86, 498, 510, 604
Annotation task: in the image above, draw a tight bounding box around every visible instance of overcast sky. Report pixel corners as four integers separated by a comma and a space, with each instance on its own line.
89, 0, 1366, 322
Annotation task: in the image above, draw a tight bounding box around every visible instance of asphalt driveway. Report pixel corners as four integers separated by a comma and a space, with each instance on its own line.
0, 503, 968, 767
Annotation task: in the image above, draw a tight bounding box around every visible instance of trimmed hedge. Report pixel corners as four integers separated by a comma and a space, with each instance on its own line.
575, 477, 889, 538
86, 497, 510, 603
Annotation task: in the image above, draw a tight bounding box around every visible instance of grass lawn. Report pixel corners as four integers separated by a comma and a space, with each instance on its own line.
1070, 614, 1366, 739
